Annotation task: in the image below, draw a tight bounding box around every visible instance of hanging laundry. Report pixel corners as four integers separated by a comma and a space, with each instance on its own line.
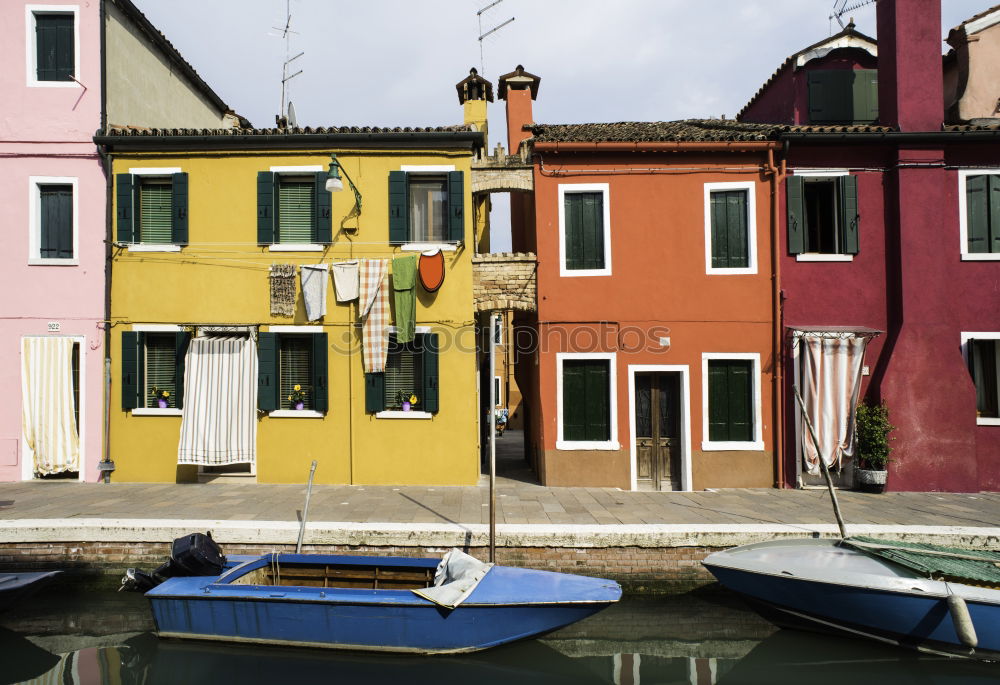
392, 254, 418, 343
359, 258, 389, 373
300, 265, 329, 321
332, 259, 360, 302
269, 264, 297, 317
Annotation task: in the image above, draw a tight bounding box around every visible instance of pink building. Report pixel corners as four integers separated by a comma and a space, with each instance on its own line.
1, 0, 235, 482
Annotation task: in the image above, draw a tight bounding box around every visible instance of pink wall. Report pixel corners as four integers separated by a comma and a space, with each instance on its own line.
0, 1, 105, 482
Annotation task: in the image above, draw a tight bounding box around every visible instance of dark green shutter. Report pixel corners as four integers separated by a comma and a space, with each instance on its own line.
808, 70, 852, 123
583, 362, 610, 441
565, 193, 604, 270
966, 175, 989, 254
171, 173, 188, 245
311, 333, 328, 412
562, 362, 586, 441
36, 13, 74, 81
839, 175, 859, 254
708, 363, 729, 441
121, 332, 140, 410
787, 176, 805, 255
314, 172, 332, 243
39, 185, 73, 259
422, 333, 439, 413
257, 332, 278, 411
447, 171, 465, 242
174, 332, 190, 410
708, 360, 753, 442
388, 171, 408, 244
711, 190, 748, 268
116, 174, 134, 243
852, 69, 879, 123
365, 373, 386, 413
990, 175, 1000, 254
257, 171, 275, 244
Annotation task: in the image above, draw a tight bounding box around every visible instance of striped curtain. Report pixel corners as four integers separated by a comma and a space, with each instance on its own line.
177, 337, 257, 465
21, 337, 79, 475
800, 336, 868, 475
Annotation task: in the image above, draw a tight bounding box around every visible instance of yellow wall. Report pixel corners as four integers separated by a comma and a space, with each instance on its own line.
109, 147, 480, 485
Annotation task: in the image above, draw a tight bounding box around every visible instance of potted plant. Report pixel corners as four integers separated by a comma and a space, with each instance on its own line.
288, 384, 306, 410
854, 400, 894, 493
151, 387, 170, 409
396, 390, 418, 412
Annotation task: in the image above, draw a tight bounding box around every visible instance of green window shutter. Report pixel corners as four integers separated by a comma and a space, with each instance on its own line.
36, 14, 74, 81
257, 171, 275, 244
388, 171, 408, 244
852, 69, 879, 123
787, 176, 805, 255
314, 172, 332, 243
561, 362, 586, 441
257, 332, 278, 411
708, 362, 729, 441
311, 333, 328, 412
564, 192, 604, 270
990, 175, 1000, 254
171, 173, 188, 245
39, 184, 73, 259
365, 373, 386, 413
121, 331, 140, 410
711, 190, 748, 268
279, 335, 312, 409
708, 360, 753, 442
422, 333, 440, 413
174, 332, 190, 410
447, 171, 465, 242
116, 174, 134, 243
839, 175, 859, 254
277, 177, 314, 244
144, 334, 178, 408
966, 175, 989, 254
139, 179, 173, 244
710, 191, 728, 268
583, 361, 610, 441
808, 70, 852, 123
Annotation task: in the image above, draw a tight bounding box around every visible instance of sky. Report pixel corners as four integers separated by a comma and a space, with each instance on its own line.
133, 0, 991, 250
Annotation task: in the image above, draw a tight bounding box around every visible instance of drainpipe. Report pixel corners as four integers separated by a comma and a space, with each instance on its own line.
766, 146, 787, 489
98, 144, 113, 483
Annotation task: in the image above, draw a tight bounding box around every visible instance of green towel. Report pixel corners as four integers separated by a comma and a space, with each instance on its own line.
392, 255, 418, 343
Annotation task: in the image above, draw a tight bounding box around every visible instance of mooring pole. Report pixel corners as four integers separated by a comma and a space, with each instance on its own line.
489, 313, 497, 563
296, 460, 318, 553
793, 386, 849, 539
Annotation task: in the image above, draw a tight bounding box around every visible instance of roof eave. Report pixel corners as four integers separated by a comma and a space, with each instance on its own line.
94, 130, 486, 151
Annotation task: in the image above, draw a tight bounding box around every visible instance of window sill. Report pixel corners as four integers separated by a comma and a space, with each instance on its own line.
977, 417, 1000, 426
706, 267, 757, 275
400, 242, 458, 253
701, 440, 764, 452
795, 253, 853, 262
28, 258, 78, 266
376, 410, 433, 419
269, 410, 324, 418
559, 268, 612, 278
556, 440, 620, 451
961, 253, 1000, 261
127, 244, 182, 253
28, 80, 81, 89
268, 244, 326, 252
131, 408, 182, 417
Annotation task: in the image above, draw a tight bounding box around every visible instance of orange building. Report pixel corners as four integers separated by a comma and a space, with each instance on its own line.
501, 69, 781, 490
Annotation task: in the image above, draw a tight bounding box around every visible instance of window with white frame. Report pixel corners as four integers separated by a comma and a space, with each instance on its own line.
704, 181, 757, 274
388, 166, 465, 246
26, 5, 79, 87
786, 171, 859, 261
121, 327, 190, 414
29, 176, 77, 264
959, 170, 1000, 260
702, 353, 764, 451
559, 184, 611, 277
257, 166, 331, 249
963, 333, 1000, 425
116, 169, 187, 249
557, 352, 617, 449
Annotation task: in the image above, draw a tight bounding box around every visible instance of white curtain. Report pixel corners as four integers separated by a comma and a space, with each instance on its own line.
800, 336, 867, 475
178, 337, 257, 466
21, 337, 80, 475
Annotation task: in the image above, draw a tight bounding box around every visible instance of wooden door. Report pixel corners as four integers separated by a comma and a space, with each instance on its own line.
635, 373, 681, 491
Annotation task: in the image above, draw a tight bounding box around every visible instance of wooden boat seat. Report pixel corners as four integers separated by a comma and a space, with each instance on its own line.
229, 562, 434, 590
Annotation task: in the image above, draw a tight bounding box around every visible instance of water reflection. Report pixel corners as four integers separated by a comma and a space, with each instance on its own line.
1, 588, 997, 684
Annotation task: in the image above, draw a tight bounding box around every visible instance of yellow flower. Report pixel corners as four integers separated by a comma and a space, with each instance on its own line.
409, 395, 418, 405
288, 395, 293, 401
294, 384, 301, 391
163, 391, 170, 398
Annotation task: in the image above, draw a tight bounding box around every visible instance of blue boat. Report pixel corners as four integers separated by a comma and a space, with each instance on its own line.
702, 537, 1000, 661
146, 550, 621, 654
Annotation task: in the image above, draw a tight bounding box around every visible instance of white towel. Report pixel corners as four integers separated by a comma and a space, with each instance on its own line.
332, 260, 359, 302
300, 265, 329, 321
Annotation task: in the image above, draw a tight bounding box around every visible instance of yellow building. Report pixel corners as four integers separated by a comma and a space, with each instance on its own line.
98, 114, 488, 485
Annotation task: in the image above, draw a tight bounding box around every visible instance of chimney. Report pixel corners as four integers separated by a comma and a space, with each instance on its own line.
456, 68, 493, 141
876, 0, 944, 131
498, 65, 541, 155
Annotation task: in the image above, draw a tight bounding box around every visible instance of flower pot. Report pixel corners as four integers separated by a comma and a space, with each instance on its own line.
402, 401, 411, 412
294, 402, 304, 411
157, 398, 168, 409
855, 468, 887, 494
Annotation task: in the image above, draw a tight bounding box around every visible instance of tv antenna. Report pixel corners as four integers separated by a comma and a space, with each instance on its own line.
477, 0, 514, 74
272, 0, 303, 126
830, 0, 875, 29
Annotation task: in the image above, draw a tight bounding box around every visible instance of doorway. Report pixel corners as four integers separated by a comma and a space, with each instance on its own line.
634, 372, 682, 491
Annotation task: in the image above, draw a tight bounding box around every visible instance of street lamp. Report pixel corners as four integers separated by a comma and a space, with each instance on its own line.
325, 154, 362, 219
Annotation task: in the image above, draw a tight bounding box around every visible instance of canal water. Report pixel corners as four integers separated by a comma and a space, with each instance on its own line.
1, 586, 997, 684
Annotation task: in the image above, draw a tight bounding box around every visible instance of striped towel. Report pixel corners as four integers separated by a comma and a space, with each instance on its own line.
21, 337, 79, 475
359, 258, 389, 373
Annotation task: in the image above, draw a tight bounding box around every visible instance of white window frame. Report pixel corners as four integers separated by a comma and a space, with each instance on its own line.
701, 352, 764, 451
556, 352, 619, 450
961, 332, 1000, 425
958, 169, 1000, 261
377, 325, 434, 419
28, 176, 78, 265
267, 165, 325, 252
266, 325, 326, 417
25, 5, 80, 88
129, 324, 184, 416
125, 168, 183, 252
399, 164, 459, 252
704, 181, 758, 275
558, 183, 612, 278
791, 169, 855, 262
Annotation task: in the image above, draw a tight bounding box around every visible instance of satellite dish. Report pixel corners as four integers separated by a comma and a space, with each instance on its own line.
287, 101, 297, 128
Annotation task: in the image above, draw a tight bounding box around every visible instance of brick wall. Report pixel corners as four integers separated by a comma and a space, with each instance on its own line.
473, 252, 537, 313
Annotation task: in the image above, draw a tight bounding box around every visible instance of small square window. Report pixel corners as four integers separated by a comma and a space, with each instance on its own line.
787, 174, 859, 257
387, 170, 463, 245
561, 358, 611, 442
33, 11, 75, 83
408, 176, 448, 242
558, 184, 611, 277
279, 335, 314, 410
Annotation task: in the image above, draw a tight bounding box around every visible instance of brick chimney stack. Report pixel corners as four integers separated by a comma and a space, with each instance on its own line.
498, 65, 541, 155
876, 0, 944, 130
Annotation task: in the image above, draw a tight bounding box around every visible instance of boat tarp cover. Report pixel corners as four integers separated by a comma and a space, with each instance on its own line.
847, 536, 1000, 585
412, 548, 494, 609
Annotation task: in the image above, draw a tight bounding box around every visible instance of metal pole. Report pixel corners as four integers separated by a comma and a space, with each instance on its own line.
792, 386, 849, 539
489, 313, 497, 563
296, 460, 317, 553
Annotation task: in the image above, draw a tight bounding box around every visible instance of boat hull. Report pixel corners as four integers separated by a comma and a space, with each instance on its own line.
0, 571, 61, 613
